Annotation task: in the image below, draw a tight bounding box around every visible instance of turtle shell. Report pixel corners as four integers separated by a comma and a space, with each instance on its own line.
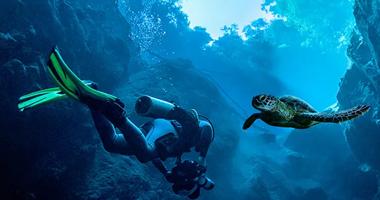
279, 96, 317, 113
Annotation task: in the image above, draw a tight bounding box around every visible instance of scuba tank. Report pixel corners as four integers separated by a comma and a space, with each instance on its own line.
135, 95, 175, 118
135, 95, 199, 159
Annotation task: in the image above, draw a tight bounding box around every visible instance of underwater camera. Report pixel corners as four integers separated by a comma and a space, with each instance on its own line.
170, 160, 215, 199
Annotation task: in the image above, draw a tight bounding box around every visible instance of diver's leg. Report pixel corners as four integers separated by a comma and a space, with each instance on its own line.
93, 100, 158, 163
84, 82, 157, 162
115, 116, 158, 162
90, 109, 134, 155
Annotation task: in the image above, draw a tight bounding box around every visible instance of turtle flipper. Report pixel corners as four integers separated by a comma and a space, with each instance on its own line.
299, 105, 370, 123
243, 113, 261, 130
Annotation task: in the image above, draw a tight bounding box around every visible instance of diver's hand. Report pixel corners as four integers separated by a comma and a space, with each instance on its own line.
197, 174, 215, 191
165, 170, 175, 183
199, 165, 207, 174
195, 159, 207, 175
198, 157, 207, 169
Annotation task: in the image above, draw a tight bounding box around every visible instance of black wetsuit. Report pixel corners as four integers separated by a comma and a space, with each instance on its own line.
89, 100, 214, 165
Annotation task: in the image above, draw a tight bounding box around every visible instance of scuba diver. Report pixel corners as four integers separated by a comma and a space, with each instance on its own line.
18, 47, 215, 199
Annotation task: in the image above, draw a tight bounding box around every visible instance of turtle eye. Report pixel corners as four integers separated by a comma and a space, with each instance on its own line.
254, 96, 261, 102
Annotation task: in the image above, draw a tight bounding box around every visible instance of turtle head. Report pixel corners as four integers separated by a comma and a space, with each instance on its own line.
252, 94, 278, 112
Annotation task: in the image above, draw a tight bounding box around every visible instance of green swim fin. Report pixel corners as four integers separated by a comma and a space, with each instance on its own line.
18, 87, 68, 112
47, 47, 117, 102
17, 81, 98, 112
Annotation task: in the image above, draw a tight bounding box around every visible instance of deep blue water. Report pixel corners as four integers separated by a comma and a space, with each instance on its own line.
1, 0, 379, 199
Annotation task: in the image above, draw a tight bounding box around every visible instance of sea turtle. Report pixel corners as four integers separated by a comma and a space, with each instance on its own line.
243, 94, 370, 130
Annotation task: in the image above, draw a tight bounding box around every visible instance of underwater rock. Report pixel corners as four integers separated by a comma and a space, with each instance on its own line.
246, 177, 271, 200
0, 0, 143, 199
299, 187, 328, 200
334, 1, 380, 198
0, 0, 140, 88
283, 124, 379, 199
337, 0, 380, 171
257, 132, 277, 144
245, 156, 298, 200
0, 59, 39, 94
285, 124, 349, 160
0, 32, 18, 52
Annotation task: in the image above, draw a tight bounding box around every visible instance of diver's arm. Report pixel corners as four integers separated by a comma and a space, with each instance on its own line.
90, 98, 156, 163
152, 159, 169, 176
196, 120, 214, 167
198, 148, 209, 167
198, 156, 207, 167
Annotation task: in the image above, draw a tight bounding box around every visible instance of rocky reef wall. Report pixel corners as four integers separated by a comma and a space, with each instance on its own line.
0, 0, 144, 199
337, 0, 380, 171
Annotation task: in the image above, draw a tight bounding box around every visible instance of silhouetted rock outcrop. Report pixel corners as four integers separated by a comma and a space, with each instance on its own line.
337, 0, 380, 171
